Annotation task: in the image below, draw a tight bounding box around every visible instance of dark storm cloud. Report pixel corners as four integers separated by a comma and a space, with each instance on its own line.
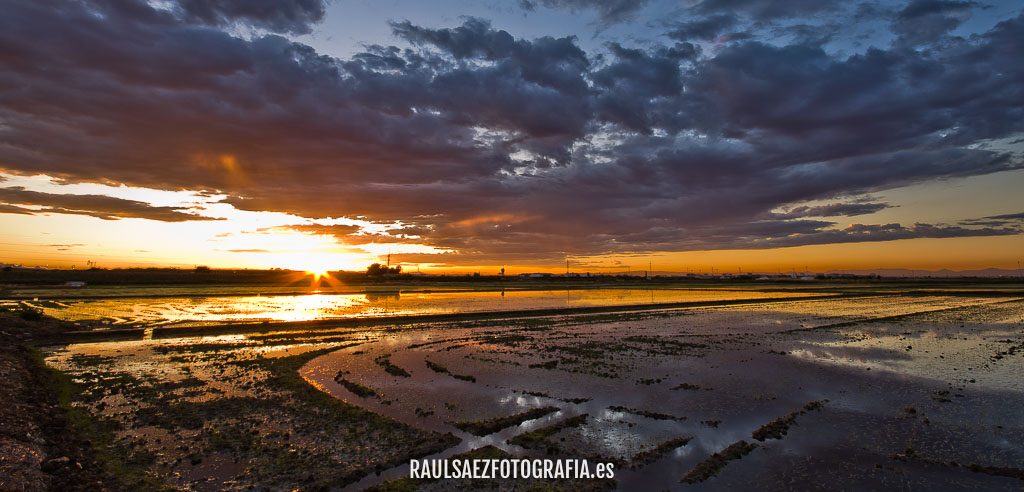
590, 42, 693, 133
0, 0, 1022, 261
0, 187, 219, 222
774, 202, 893, 219
391, 18, 518, 60
518, 0, 650, 25
984, 212, 1024, 220
732, 221, 1019, 249
173, 0, 327, 34
892, 0, 979, 44
388, 17, 592, 156
666, 14, 740, 41
961, 211, 1024, 227
389, 17, 590, 97
772, 23, 840, 46
690, 0, 845, 21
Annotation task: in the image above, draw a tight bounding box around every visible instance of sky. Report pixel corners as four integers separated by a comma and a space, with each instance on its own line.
0, 0, 1022, 274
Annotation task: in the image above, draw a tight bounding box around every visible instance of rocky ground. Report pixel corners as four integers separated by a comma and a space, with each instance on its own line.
0, 310, 114, 491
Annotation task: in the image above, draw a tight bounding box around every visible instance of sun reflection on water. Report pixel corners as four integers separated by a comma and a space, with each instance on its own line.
36, 289, 824, 327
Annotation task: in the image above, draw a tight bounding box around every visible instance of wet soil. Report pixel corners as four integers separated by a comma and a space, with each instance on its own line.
19, 289, 1024, 490
0, 313, 116, 491
298, 294, 1024, 490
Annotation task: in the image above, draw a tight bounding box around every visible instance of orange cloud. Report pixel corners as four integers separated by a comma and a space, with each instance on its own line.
453, 214, 534, 227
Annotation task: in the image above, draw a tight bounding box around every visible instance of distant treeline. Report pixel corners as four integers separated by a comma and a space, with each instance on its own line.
1, 266, 1022, 287
0, 267, 311, 285
0, 267, 680, 286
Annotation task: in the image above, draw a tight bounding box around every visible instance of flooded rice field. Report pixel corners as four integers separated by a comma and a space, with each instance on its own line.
42, 291, 1024, 490
15, 287, 823, 328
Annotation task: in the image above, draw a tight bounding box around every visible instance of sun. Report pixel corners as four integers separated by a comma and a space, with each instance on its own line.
296, 256, 336, 281
286, 252, 367, 284
307, 267, 329, 281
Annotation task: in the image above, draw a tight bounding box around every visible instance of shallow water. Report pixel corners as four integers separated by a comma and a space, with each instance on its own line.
43, 293, 1024, 490
296, 295, 1024, 490
26, 287, 820, 327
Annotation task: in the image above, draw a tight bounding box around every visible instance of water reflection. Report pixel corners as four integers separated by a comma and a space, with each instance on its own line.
36, 288, 818, 327
44, 294, 1024, 490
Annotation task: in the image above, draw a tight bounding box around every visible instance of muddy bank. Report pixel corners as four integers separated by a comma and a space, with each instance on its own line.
0, 313, 113, 491
41, 331, 462, 490
17, 290, 1024, 490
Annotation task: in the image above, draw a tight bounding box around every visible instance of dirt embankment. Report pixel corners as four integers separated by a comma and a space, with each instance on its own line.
0, 313, 113, 491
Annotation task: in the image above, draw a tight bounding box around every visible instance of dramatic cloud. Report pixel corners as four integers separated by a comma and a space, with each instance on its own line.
172, 0, 327, 34
519, 0, 650, 25
667, 14, 740, 41
732, 221, 1020, 249
0, 187, 219, 222
0, 0, 1022, 265
774, 202, 893, 219
287, 224, 363, 236
892, 0, 978, 44
985, 212, 1024, 221
689, 0, 844, 21
961, 211, 1024, 227
0, 203, 33, 215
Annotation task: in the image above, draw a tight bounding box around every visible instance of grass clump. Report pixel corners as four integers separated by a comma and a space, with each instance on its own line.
334, 371, 377, 397
509, 414, 588, 449
29, 348, 168, 490
18, 305, 44, 321
629, 436, 692, 469
751, 400, 826, 441
478, 334, 530, 347
374, 355, 412, 377
452, 406, 559, 436
608, 405, 686, 421
424, 359, 476, 382
681, 440, 758, 484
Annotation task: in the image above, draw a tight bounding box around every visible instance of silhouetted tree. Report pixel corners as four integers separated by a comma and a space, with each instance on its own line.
366, 263, 401, 276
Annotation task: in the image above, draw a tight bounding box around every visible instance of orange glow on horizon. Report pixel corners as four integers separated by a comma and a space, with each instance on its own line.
1, 171, 1021, 275
4, 233, 1023, 274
